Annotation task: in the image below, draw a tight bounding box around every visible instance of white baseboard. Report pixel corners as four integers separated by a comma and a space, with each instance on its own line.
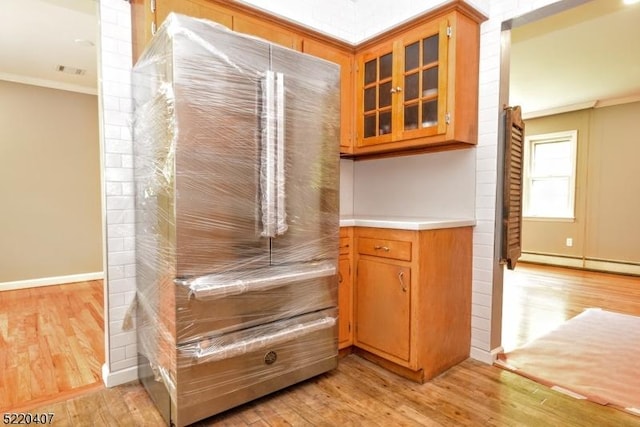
583, 259, 640, 275
520, 253, 640, 275
0, 271, 104, 291
102, 363, 139, 388
470, 345, 503, 364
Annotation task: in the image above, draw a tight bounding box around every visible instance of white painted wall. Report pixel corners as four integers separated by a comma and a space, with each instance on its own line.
97, 0, 566, 385
340, 159, 355, 217
352, 150, 475, 218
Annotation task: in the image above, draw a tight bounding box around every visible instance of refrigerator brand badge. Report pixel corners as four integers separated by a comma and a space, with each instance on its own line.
264, 350, 278, 365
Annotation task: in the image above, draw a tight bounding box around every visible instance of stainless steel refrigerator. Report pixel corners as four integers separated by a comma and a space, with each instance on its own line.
132, 13, 340, 427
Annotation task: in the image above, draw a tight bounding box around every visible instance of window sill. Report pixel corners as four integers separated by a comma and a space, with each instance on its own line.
523, 216, 576, 223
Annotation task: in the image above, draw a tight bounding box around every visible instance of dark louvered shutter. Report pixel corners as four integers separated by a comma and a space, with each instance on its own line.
502, 106, 524, 270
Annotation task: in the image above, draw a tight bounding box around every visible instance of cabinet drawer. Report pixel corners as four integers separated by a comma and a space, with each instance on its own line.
358, 237, 412, 261
339, 237, 351, 255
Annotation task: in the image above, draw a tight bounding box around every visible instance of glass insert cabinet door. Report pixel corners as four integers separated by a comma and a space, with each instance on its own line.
359, 44, 395, 145
357, 19, 450, 147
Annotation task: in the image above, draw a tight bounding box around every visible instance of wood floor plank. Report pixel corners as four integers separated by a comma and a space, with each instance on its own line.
33, 401, 72, 427
120, 382, 166, 426
4, 265, 640, 425
261, 394, 312, 427
502, 262, 640, 351
0, 280, 104, 412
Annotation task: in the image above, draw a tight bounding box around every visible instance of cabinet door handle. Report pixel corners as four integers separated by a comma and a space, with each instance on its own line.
395, 86, 403, 93
398, 271, 407, 292
374, 245, 390, 252
338, 272, 343, 284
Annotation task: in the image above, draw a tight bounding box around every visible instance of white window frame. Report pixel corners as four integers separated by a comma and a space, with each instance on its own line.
523, 130, 578, 220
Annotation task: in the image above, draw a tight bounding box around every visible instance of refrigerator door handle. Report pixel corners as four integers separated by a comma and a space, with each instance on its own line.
187, 314, 337, 364
275, 72, 288, 235
177, 260, 337, 300
261, 71, 277, 238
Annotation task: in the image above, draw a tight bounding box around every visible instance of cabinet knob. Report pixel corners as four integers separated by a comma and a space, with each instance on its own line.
374, 245, 390, 252
389, 87, 403, 94
390, 88, 396, 94
338, 272, 343, 284
398, 271, 407, 292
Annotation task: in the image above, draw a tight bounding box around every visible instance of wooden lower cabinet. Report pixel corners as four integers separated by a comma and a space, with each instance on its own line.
355, 258, 410, 363
338, 227, 353, 349
353, 226, 472, 382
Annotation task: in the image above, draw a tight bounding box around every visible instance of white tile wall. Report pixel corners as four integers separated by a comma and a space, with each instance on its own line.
97, 0, 565, 385
99, 0, 137, 386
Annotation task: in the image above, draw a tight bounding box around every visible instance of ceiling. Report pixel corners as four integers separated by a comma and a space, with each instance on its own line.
510, 0, 640, 117
0, 0, 639, 114
0, 0, 98, 94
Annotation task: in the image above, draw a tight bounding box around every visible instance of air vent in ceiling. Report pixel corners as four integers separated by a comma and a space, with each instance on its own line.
55, 65, 86, 76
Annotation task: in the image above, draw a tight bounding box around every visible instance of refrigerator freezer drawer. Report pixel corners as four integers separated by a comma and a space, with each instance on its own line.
179, 261, 336, 300
174, 263, 337, 344
173, 308, 338, 426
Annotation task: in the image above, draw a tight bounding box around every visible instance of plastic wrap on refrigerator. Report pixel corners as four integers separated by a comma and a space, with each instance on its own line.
132, 12, 340, 427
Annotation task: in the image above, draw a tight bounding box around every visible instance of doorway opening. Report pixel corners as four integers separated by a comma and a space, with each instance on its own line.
498, 0, 640, 351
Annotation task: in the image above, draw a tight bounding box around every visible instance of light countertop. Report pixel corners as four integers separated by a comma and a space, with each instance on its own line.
339, 216, 476, 230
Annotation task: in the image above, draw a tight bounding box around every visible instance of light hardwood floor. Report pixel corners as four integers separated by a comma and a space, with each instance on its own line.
4, 265, 640, 425
0, 280, 104, 412
502, 262, 640, 351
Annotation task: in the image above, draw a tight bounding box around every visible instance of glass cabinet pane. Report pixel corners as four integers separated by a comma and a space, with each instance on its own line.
404, 103, 418, 130
364, 114, 376, 138
404, 73, 419, 100
379, 111, 392, 135
379, 82, 392, 108
379, 53, 393, 80
364, 59, 377, 85
405, 42, 419, 71
362, 50, 394, 141
422, 99, 438, 127
422, 67, 438, 97
423, 34, 439, 64
364, 87, 376, 112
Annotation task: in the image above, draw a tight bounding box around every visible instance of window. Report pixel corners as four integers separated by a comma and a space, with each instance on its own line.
523, 130, 577, 219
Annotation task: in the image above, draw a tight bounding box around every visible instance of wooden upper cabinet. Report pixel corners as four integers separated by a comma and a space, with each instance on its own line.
356, 42, 395, 147
131, 0, 155, 63
303, 39, 354, 154
354, 5, 485, 156
233, 15, 301, 50
130, 1, 484, 156
156, 0, 233, 29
